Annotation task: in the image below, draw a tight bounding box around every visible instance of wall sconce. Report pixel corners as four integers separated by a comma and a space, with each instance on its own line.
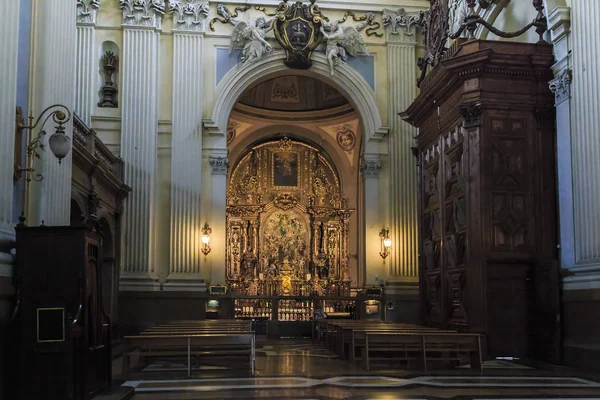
379, 227, 392, 262
201, 223, 212, 256
14, 104, 72, 183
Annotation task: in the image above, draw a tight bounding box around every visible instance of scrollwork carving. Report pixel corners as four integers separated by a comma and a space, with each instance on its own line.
209, 156, 228, 175
549, 68, 572, 105
335, 124, 356, 152
382, 8, 421, 40
119, 0, 165, 28
274, 194, 299, 211
77, 0, 100, 25
168, 0, 210, 32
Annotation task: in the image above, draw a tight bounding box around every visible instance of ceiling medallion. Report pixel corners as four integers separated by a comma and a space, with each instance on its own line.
274, 193, 298, 210
273, 1, 326, 69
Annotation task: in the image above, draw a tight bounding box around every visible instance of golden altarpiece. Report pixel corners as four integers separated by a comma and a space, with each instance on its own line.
226, 137, 353, 297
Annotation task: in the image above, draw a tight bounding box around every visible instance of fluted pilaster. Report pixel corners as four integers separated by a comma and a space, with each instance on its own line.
165, 1, 209, 290
75, 0, 99, 125
563, 0, 600, 288
119, 0, 162, 290
28, 0, 76, 226
0, 0, 20, 276
386, 24, 419, 283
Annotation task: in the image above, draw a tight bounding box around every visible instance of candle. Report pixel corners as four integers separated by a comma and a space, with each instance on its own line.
437, 106, 440, 116
306, 273, 311, 281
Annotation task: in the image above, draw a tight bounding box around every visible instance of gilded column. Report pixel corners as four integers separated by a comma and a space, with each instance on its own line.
562, 0, 600, 288
75, 0, 99, 125
164, 0, 209, 291
384, 10, 420, 291
28, 0, 76, 226
0, 0, 20, 276
118, 0, 163, 291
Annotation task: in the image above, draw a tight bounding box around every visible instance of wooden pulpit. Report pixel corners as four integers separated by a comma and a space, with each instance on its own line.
3, 226, 111, 399
402, 39, 561, 363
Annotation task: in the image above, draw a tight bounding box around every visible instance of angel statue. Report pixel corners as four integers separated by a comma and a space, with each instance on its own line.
320, 22, 369, 75
230, 17, 274, 66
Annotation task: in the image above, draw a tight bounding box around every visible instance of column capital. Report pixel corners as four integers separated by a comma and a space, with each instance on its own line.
168, 0, 210, 33
549, 68, 572, 106
209, 156, 228, 175
77, 0, 100, 26
360, 158, 382, 178
120, 0, 165, 30
383, 8, 422, 44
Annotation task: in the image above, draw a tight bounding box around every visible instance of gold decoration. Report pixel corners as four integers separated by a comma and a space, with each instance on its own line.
274, 193, 299, 210
335, 123, 356, 152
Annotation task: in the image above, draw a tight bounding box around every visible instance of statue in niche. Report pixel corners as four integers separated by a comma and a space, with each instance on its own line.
230, 16, 274, 65
320, 22, 369, 75
241, 249, 257, 278
448, 0, 469, 37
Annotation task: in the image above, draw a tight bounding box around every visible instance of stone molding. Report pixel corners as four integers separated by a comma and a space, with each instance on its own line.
209, 156, 228, 175
549, 68, 572, 105
383, 8, 421, 44
77, 0, 100, 25
548, 6, 571, 45
168, 0, 210, 32
119, 0, 165, 29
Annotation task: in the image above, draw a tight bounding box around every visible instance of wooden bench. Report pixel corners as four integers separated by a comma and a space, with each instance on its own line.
363, 331, 482, 371
123, 333, 256, 377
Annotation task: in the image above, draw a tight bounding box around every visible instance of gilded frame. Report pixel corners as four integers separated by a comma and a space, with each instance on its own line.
271, 150, 301, 190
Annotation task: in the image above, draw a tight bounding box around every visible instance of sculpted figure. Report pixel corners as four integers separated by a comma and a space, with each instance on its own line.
320, 22, 369, 75
448, 0, 469, 37
230, 16, 274, 65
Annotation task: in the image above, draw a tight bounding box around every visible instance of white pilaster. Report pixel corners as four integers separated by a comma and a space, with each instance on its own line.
75, 0, 99, 125
118, 0, 163, 291
561, 1, 600, 289
28, 0, 76, 226
164, 0, 209, 291
384, 13, 420, 290
362, 156, 385, 285
202, 149, 227, 285
0, 0, 20, 276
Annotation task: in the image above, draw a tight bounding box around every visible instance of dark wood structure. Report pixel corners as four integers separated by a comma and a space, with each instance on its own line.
402, 39, 560, 363
3, 227, 111, 399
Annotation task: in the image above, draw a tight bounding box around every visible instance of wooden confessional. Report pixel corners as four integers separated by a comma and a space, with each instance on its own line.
3, 226, 111, 399
402, 39, 561, 363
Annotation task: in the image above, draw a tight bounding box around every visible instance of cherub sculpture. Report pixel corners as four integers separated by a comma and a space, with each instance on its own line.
230, 16, 274, 66
320, 22, 369, 75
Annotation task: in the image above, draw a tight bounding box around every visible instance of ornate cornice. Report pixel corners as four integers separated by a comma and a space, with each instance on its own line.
168, 0, 210, 32
549, 68, 572, 105
77, 0, 100, 25
382, 8, 422, 43
209, 156, 228, 175
119, 0, 165, 29
459, 102, 483, 128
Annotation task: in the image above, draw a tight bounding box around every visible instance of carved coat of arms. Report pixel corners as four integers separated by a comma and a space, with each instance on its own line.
274, 1, 325, 69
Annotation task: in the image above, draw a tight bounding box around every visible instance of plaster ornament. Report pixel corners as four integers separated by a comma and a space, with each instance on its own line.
230, 17, 275, 66
77, 0, 100, 24
320, 22, 369, 75
168, 0, 210, 32
119, 0, 165, 28
382, 8, 421, 37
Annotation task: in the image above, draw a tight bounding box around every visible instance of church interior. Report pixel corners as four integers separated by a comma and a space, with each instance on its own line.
1, 0, 600, 399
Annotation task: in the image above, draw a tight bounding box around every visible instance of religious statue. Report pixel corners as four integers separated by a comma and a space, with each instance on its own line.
448, 0, 469, 37
230, 17, 274, 65
320, 22, 369, 75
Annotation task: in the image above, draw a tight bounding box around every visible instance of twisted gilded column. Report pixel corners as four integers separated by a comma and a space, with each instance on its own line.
164, 0, 209, 290
384, 10, 419, 291
28, 0, 76, 226
75, 0, 99, 125
118, 0, 163, 290
0, 0, 20, 277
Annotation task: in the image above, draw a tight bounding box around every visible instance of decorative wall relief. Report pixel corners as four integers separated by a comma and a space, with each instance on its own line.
77, 0, 100, 24
338, 12, 383, 37
335, 124, 356, 152
382, 8, 421, 37
230, 16, 275, 65
210, 4, 250, 31
168, 0, 209, 32
227, 121, 239, 143
119, 0, 165, 28
270, 76, 299, 103
98, 50, 119, 108
321, 22, 369, 75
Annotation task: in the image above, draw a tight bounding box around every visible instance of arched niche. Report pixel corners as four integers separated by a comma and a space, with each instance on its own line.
98, 41, 119, 108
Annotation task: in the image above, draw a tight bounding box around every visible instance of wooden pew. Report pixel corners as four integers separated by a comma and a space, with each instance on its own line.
362, 331, 482, 372
123, 332, 256, 377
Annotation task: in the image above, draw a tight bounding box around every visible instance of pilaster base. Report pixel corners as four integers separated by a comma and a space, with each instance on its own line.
163, 274, 207, 291
119, 273, 161, 292
562, 263, 600, 290
383, 276, 419, 323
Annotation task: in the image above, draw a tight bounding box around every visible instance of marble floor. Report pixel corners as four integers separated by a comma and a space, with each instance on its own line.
120, 338, 600, 400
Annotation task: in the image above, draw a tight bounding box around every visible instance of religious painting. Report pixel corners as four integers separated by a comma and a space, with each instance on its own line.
273, 152, 299, 187
262, 212, 308, 276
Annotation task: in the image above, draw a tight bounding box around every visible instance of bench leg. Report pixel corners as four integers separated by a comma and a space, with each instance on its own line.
471, 336, 483, 371
421, 336, 427, 372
